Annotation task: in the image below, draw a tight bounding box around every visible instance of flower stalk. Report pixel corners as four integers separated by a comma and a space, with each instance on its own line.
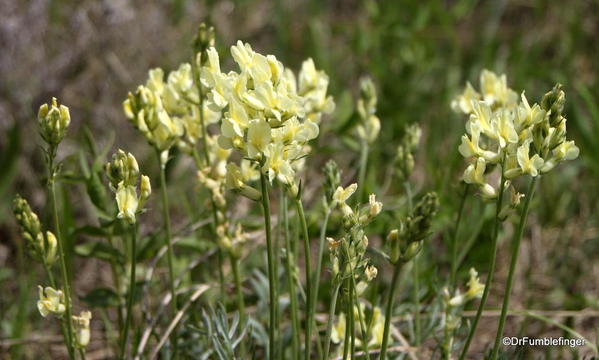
260, 172, 278, 359
491, 177, 537, 359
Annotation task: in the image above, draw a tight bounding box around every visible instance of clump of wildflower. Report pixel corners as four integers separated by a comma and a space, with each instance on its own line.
441, 268, 484, 357
123, 83, 184, 160
328, 183, 382, 283
37, 286, 66, 317
387, 192, 439, 263
104, 150, 151, 224
73, 310, 92, 348
453, 71, 579, 199
14, 195, 57, 265
191, 41, 334, 196
38, 97, 71, 147
395, 123, 422, 180
355, 77, 380, 144
297, 58, 335, 123
331, 305, 389, 350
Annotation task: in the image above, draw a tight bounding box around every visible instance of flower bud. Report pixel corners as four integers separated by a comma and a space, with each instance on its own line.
541, 83, 565, 127
45, 231, 58, 266
225, 163, 262, 201
73, 310, 92, 348
140, 175, 152, 203
105, 150, 140, 188
193, 23, 216, 56
324, 160, 341, 204
38, 97, 71, 146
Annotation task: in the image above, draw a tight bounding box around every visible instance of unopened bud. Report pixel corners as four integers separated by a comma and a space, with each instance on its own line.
38, 97, 71, 146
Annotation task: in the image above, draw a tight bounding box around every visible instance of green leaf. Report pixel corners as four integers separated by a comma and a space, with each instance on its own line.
75, 241, 125, 264
80, 288, 120, 308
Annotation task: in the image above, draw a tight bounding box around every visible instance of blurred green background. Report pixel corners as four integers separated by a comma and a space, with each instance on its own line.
1, 0, 598, 358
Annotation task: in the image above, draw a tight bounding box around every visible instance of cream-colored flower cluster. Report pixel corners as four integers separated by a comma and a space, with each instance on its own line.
199, 41, 334, 194
37, 287, 93, 348
331, 305, 389, 349
14, 195, 57, 266
328, 184, 382, 282
446, 268, 484, 307
105, 150, 151, 224
453, 70, 579, 199
442, 268, 484, 338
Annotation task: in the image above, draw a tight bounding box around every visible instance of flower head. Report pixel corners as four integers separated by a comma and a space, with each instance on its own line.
453, 72, 578, 199
37, 286, 66, 317
38, 97, 71, 147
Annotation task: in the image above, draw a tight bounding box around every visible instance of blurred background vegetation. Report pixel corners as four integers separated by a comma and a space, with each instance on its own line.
1, 0, 598, 358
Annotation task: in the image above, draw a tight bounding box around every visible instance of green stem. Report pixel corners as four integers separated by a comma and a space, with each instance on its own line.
323, 279, 342, 360
107, 233, 124, 337
342, 280, 351, 360
349, 281, 356, 359
120, 224, 137, 359
260, 173, 277, 360
48, 154, 75, 360
357, 142, 370, 203
413, 254, 421, 346
458, 158, 507, 360
342, 240, 371, 360
310, 207, 331, 354
282, 195, 300, 360
42, 258, 70, 357
230, 254, 246, 323
490, 177, 537, 360
380, 260, 404, 360
295, 198, 313, 360
157, 150, 179, 358
450, 184, 469, 289
230, 253, 247, 356
442, 304, 453, 360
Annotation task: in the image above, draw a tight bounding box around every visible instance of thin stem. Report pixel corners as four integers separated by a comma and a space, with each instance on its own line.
413, 254, 421, 346
357, 142, 370, 203
349, 280, 356, 359
442, 304, 453, 360
404, 181, 420, 346
310, 207, 331, 354
260, 173, 277, 360
282, 195, 300, 360
342, 280, 351, 360
458, 158, 508, 360
42, 258, 70, 357
107, 233, 124, 336
323, 280, 342, 360
295, 198, 313, 360
230, 253, 247, 356
380, 260, 404, 360
120, 224, 138, 359
230, 255, 246, 323
342, 240, 371, 360
48, 154, 75, 359
450, 184, 470, 289
490, 177, 537, 360
157, 150, 179, 358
